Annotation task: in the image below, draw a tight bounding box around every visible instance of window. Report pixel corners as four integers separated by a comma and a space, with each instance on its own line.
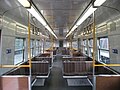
98, 37, 110, 63
39, 40, 42, 53
36, 40, 39, 55
30, 39, 35, 57
14, 38, 25, 64
45, 41, 49, 49
41, 39, 44, 53
88, 39, 93, 57
72, 41, 78, 49
99, 38, 109, 50
83, 39, 87, 54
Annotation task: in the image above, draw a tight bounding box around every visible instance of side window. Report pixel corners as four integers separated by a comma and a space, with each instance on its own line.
83, 39, 87, 54
72, 41, 78, 49
36, 40, 39, 55
98, 37, 110, 63
30, 39, 35, 57
39, 40, 42, 53
14, 38, 25, 64
88, 39, 93, 57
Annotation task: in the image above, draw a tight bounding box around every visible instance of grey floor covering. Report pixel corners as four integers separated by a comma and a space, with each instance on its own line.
67, 78, 92, 86
33, 79, 45, 86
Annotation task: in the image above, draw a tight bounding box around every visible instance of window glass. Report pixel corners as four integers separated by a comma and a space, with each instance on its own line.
72, 41, 78, 49
41, 39, 44, 53
89, 39, 93, 47
45, 41, 50, 49
30, 40, 33, 48
83, 39, 87, 54
36, 40, 39, 55
39, 40, 42, 53
99, 38, 109, 50
30, 39, 35, 57
36, 40, 39, 47
14, 38, 25, 64
89, 39, 93, 57
83, 40, 86, 46
99, 50, 110, 63
98, 37, 110, 64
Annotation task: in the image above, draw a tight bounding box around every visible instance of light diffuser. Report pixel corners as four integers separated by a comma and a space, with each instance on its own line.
94, 0, 106, 6
17, 0, 31, 7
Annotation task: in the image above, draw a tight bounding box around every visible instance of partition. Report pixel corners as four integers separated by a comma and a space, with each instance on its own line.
63, 61, 93, 76
33, 57, 52, 67
31, 61, 49, 78
0, 76, 30, 90
62, 56, 87, 61
36, 53, 53, 67
94, 65, 120, 90
95, 75, 120, 90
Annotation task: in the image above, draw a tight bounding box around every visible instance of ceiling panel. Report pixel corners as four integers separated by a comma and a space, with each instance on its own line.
33, 0, 91, 38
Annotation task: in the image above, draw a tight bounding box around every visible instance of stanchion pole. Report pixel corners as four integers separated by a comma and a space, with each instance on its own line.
93, 11, 96, 90
28, 12, 32, 90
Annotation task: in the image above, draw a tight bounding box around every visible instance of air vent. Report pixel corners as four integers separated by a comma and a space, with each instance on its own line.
110, 22, 116, 32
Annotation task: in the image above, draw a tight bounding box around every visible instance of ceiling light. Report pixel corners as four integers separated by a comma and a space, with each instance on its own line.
76, 6, 97, 26
27, 6, 47, 26
45, 25, 58, 39
66, 0, 107, 38
17, 0, 58, 39
17, 0, 31, 8
40, 10, 44, 14
94, 0, 106, 6
66, 25, 78, 37
66, 5, 96, 38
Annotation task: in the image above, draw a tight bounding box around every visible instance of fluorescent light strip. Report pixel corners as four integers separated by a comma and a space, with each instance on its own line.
27, 6, 47, 26
17, 0, 30, 7
17, 0, 57, 39
45, 25, 58, 39
76, 6, 97, 26
66, 0, 106, 38
94, 0, 106, 6
66, 5, 96, 38
66, 25, 78, 37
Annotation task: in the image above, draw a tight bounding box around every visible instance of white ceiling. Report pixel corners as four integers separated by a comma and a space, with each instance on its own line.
0, 0, 120, 39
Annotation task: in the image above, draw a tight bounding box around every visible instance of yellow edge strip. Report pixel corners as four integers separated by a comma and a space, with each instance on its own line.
94, 64, 120, 67
0, 65, 30, 68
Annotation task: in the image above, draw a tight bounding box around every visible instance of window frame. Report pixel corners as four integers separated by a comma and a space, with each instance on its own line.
83, 39, 87, 55
36, 40, 39, 55
14, 38, 25, 65
98, 37, 110, 64
30, 39, 35, 57
88, 38, 93, 57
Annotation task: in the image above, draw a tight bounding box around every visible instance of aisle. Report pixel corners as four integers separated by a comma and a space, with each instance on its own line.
32, 55, 92, 90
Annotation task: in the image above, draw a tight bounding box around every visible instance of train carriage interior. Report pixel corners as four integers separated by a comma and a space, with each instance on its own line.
0, 0, 120, 90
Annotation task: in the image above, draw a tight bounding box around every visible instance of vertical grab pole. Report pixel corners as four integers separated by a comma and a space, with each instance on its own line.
28, 12, 32, 90
93, 11, 96, 90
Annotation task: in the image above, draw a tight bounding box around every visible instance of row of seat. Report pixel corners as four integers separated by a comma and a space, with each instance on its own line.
62, 50, 120, 90
32, 56, 52, 67
63, 61, 93, 75
62, 56, 92, 61
32, 61, 49, 76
